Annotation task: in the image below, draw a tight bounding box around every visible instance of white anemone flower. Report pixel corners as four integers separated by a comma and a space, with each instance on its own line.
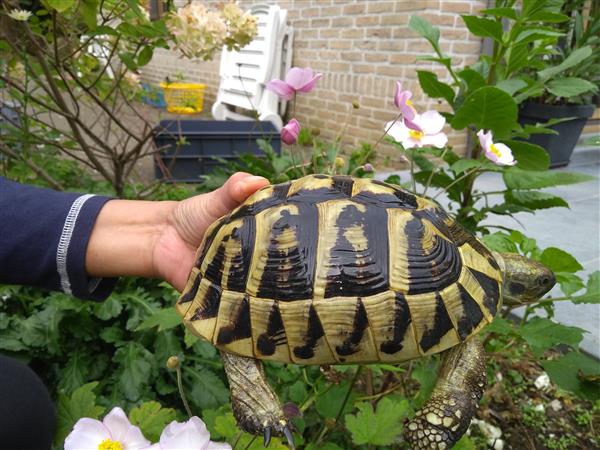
64, 407, 150, 450
386, 110, 448, 149
477, 129, 517, 166
147, 417, 231, 450
8, 9, 32, 21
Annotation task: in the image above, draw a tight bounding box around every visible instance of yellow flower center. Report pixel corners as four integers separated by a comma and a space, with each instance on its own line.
408, 129, 424, 140
98, 439, 123, 450
489, 143, 502, 157
406, 99, 414, 107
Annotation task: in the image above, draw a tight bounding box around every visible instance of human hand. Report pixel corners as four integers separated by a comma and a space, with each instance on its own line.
153, 172, 269, 290
86, 173, 269, 291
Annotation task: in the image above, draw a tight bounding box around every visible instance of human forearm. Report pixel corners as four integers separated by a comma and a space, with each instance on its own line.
85, 199, 178, 279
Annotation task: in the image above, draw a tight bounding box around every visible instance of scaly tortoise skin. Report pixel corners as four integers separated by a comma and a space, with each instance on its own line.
176, 175, 555, 450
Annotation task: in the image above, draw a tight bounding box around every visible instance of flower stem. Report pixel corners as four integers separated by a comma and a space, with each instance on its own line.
176, 365, 193, 418
422, 147, 448, 197
432, 167, 480, 200
370, 111, 402, 156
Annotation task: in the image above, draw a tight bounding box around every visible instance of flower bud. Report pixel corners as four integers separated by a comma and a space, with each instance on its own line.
352, 100, 360, 109
335, 157, 345, 168
311, 127, 321, 136
363, 163, 374, 173
166, 356, 180, 370
281, 118, 301, 145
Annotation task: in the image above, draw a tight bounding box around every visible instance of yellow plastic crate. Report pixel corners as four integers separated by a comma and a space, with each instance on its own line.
160, 82, 206, 114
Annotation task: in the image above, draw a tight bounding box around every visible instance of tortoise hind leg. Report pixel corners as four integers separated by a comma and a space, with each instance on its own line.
404, 338, 487, 449
221, 352, 295, 449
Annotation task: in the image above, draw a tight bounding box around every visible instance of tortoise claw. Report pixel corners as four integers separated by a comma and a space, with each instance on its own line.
263, 427, 271, 448
283, 426, 295, 450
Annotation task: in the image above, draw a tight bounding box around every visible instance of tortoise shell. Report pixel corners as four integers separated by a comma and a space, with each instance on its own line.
177, 175, 502, 364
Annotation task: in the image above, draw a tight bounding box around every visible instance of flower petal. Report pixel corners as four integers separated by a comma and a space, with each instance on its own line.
103, 407, 150, 449
159, 417, 211, 450
64, 418, 110, 450
206, 441, 233, 450
421, 132, 448, 148
419, 110, 446, 134
285, 67, 313, 90
296, 72, 322, 93
266, 79, 294, 100
492, 143, 517, 165
386, 121, 409, 143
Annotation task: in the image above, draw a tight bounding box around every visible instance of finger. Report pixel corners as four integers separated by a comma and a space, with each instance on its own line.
221, 173, 269, 210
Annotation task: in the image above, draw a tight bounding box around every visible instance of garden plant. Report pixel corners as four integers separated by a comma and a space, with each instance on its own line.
0, 1, 599, 449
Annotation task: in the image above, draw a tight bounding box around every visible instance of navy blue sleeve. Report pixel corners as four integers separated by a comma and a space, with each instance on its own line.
0, 177, 118, 300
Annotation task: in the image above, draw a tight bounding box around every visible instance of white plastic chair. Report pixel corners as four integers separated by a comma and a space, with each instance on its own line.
211, 4, 293, 130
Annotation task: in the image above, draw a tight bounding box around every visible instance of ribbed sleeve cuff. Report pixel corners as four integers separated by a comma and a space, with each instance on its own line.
58, 195, 118, 301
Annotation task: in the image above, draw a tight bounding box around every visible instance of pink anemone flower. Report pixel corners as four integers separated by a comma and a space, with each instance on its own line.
477, 130, 517, 166
266, 67, 322, 100
386, 110, 448, 149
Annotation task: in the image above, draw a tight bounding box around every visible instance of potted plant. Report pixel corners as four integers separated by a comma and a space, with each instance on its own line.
515, 0, 599, 167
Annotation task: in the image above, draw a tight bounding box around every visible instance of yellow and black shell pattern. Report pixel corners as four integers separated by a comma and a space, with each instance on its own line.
177, 175, 503, 365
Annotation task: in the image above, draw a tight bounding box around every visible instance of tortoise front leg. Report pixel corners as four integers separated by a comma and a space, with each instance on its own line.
221, 352, 295, 449
404, 338, 487, 449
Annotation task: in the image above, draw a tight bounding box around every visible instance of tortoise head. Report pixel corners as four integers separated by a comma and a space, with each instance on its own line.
495, 252, 556, 306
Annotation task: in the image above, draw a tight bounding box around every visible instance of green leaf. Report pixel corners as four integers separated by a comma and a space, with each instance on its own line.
94, 296, 122, 320
47, 0, 76, 13
55, 382, 104, 445
458, 68, 486, 92
506, 43, 530, 75
315, 380, 357, 419
547, 77, 598, 98
114, 342, 155, 401
496, 78, 528, 96
411, 359, 438, 408
515, 28, 563, 44
528, 11, 569, 23
505, 190, 568, 210
454, 435, 478, 450
451, 87, 518, 137
481, 7, 518, 20
540, 247, 583, 273
503, 167, 595, 190
118, 52, 138, 71
461, 15, 504, 42
417, 71, 455, 105
542, 351, 600, 400
504, 140, 549, 171
186, 367, 229, 409
409, 15, 440, 49
57, 350, 93, 394
538, 46, 593, 80
450, 159, 486, 174
518, 317, 585, 355
345, 396, 410, 446
137, 46, 154, 67
482, 232, 519, 253
555, 272, 585, 296
81, 0, 99, 29
129, 401, 177, 442
572, 271, 600, 304
136, 308, 181, 332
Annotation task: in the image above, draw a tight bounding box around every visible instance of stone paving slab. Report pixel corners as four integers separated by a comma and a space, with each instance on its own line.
378, 146, 600, 357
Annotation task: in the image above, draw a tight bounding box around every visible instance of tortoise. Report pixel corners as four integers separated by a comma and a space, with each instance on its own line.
176, 174, 555, 450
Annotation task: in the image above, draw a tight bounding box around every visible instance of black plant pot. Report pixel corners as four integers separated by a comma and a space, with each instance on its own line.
518, 102, 595, 168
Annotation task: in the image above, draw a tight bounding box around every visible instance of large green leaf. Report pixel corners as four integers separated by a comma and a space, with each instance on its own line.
417, 70, 455, 105
458, 68, 486, 92
461, 15, 504, 42
518, 317, 585, 356
505, 190, 568, 210
129, 401, 177, 442
496, 78, 528, 96
542, 351, 600, 400
481, 7, 518, 20
572, 271, 600, 304
136, 307, 181, 332
504, 140, 549, 171
55, 382, 105, 445
503, 167, 595, 190
315, 380, 357, 419
409, 15, 440, 50
345, 396, 410, 446
547, 77, 598, 98
538, 46, 593, 80
515, 28, 563, 44
186, 367, 229, 409
57, 350, 94, 394
114, 342, 155, 401
47, 0, 76, 12
540, 247, 583, 273
451, 87, 517, 137
81, 0, 99, 29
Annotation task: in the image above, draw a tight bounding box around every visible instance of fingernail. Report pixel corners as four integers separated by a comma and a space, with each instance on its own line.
244, 175, 269, 184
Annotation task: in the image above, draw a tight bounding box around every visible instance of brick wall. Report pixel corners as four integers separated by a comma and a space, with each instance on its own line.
142, 0, 487, 167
